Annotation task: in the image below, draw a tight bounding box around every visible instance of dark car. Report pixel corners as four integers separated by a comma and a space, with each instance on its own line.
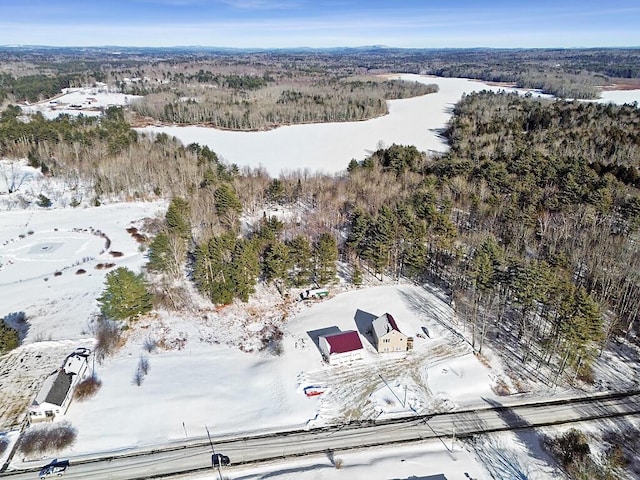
211, 453, 230, 467
39, 459, 69, 479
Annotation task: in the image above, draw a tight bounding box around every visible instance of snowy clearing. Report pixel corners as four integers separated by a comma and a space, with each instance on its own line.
20, 85, 141, 120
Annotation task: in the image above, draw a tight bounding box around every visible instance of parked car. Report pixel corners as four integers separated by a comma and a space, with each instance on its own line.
211, 453, 230, 467
73, 347, 91, 357
39, 459, 69, 478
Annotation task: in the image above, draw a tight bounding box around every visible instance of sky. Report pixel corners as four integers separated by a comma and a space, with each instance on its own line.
0, 0, 639, 49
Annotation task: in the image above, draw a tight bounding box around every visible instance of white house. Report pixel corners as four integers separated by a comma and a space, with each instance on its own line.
28, 349, 90, 423
319, 330, 364, 366
372, 313, 410, 353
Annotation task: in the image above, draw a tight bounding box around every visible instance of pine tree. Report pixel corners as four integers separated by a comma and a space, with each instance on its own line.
351, 263, 363, 285
231, 239, 260, 302
314, 233, 338, 284
147, 231, 170, 273
263, 241, 291, 282
193, 233, 236, 305
165, 197, 191, 240
0, 317, 19, 354
98, 267, 153, 321
287, 236, 313, 286
214, 183, 242, 228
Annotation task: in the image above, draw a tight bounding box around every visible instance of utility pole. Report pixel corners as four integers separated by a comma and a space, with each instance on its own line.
205, 425, 222, 480
451, 423, 456, 452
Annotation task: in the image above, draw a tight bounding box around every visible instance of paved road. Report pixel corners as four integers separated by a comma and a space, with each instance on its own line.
6, 391, 640, 480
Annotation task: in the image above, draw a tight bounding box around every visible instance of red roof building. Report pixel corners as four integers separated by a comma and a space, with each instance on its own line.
319, 330, 364, 365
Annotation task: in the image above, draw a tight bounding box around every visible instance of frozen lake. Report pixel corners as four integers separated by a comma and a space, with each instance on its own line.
137, 75, 640, 177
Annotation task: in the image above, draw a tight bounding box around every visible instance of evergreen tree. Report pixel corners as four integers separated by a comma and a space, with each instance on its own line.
230, 239, 260, 302
0, 317, 19, 354
193, 233, 236, 305
266, 178, 286, 204
346, 209, 371, 256
214, 183, 242, 227
263, 241, 291, 283
351, 263, 363, 285
147, 232, 170, 273
165, 197, 191, 240
98, 267, 153, 321
287, 236, 313, 286
314, 233, 338, 284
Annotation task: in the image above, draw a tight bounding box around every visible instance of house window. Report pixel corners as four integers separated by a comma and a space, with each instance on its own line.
45, 411, 54, 417
383, 339, 390, 343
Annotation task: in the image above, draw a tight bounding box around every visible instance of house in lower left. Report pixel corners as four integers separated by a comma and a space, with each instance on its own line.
28, 348, 90, 424
319, 330, 364, 366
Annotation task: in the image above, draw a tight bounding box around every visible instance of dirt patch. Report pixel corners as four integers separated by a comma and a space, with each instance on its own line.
601, 79, 640, 91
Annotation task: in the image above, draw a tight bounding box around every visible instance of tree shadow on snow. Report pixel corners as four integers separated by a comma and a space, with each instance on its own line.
232, 462, 333, 479
390, 475, 448, 480
481, 397, 559, 470
353, 309, 377, 348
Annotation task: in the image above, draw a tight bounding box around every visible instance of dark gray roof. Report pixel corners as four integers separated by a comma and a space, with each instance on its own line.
44, 370, 72, 406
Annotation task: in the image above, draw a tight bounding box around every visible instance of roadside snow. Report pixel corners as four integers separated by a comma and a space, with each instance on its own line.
185, 441, 492, 480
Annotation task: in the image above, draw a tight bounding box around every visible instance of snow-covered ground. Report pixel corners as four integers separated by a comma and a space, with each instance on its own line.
137, 75, 640, 177
20, 85, 141, 120
0, 195, 505, 462
186, 441, 493, 480
2, 75, 640, 478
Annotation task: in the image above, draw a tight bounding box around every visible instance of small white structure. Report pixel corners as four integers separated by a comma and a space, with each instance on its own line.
301, 288, 329, 300
28, 349, 90, 423
372, 313, 409, 353
319, 330, 364, 366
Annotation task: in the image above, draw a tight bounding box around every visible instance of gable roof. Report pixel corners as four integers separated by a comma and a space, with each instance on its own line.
44, 370, 73, 407
373, 313, 403, 339
321, 330, 363, 354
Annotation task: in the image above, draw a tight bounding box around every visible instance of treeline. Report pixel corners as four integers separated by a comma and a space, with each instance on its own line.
421, 48, 640, 98
0, 73, 77, 103
131, 79, 437, 130
428, 66, 601, 99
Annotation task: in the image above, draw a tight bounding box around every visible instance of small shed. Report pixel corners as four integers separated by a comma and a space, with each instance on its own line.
372, 313, 409, 353
319, 330, 364, 365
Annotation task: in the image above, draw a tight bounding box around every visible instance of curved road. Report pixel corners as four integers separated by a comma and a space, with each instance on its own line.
5, 391, 640, 480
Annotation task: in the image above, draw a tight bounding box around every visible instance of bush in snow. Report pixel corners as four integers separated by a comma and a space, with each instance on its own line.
36, 194, 52, 208
138, 356, 150, 375
143, 335, 158, 353
92, 316, 122, 364
133, 356, 150, 386
18, 421, 77, 457
73, 375, 102, 401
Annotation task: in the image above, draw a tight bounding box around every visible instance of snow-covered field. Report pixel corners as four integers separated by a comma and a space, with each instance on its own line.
20, 85, 140, 120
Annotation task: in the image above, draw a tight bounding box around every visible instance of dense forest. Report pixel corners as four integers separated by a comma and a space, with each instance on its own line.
132, 78, 438, 130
